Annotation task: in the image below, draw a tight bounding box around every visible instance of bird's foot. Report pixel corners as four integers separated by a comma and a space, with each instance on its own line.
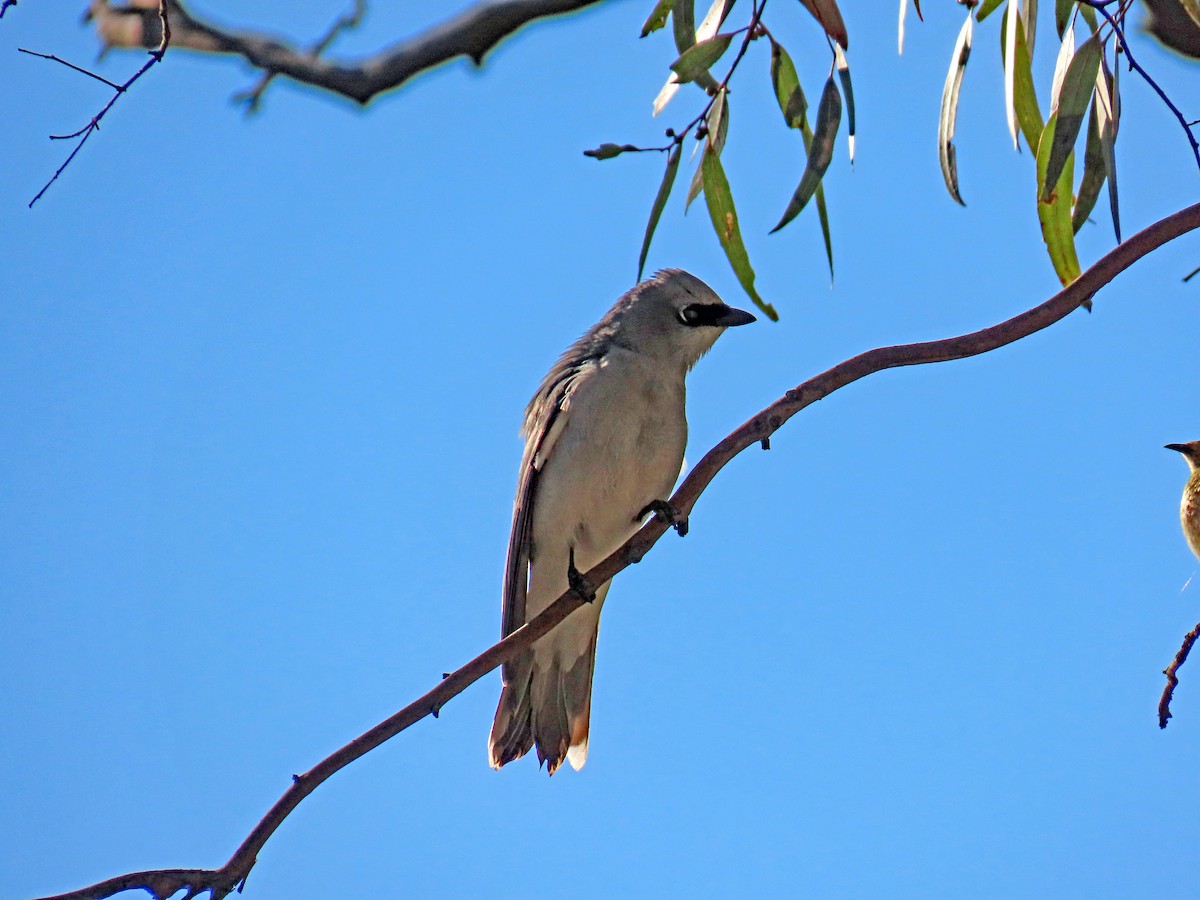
637, 499, 689, 537
567, 547, 596, 603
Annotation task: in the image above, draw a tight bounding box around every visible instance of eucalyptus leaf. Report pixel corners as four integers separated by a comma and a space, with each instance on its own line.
642, 0, 674, 37
1003, 0, 1021, 148
899, 0, 908, 54
1022, 0, 1038, 62
670, 33, 734, 83
673, 0, 696, 52
685, 89, 730, 211
1072, 96, 1105, 233
976, 0, 1004, 22
701, 151, 777, 319
1042, 31, 1100, 201
938, 12, 974, 206
1054, 0, 1073, 38
1095, 56, 1120, 241
798, 0, 849, 49
770, 75, 841, 233
1000, 9, 1045, 150
1036, 111, 1084, 290
834, 43, 856, 163
638, 144, 682, 280
770, 40, 808, 129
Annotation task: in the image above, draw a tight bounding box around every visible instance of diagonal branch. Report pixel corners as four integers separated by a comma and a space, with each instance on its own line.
85, 0, 612, 106
32, 201, 1200, 900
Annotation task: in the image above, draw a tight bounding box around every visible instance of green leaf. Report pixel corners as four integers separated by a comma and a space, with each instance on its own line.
769, 40, 808, 129
1095, 55, 1120, 241
1042, 31, 1100, 201
834, 43, 856, 163
685, 88, 729, 211
642, 0, 674, 37
1000, 8, 1045, 151
1054, 0, 1073, 38
938, 12, 974, 205
670, 33, 734, 83
1072, 96, 1105, 233
814, 180, 834, 282
583, 143, 641, 160
672, 0, 696, 53
798, 0, 849, 49
976, 0, 1005, 22
1003, 0, 1020, 148
638, 144, 682, 281
701, 151, 777, 320
1077, 1, 1097, 31
770, 74, 840, 234
1022, 0, 1039, 62
1036, 111, 1083, 288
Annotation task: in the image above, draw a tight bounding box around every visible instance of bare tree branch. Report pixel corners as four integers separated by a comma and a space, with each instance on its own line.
32, 202, 1200, 900
1159, 620, 1200, 727
85, 0, 612, 106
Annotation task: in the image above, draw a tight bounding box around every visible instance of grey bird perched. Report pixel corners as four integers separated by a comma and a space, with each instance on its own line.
489, 269, 755, 774
1166, 441, 1200, 560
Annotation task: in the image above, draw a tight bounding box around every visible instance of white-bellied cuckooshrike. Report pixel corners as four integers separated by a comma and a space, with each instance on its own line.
488, 269, 756, 774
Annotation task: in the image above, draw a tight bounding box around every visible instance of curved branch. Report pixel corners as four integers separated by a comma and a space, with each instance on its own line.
86, 0, 612, 106
33, 201, 1200, 900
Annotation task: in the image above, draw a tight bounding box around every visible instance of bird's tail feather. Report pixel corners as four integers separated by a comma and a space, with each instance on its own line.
488, 633, 598, 775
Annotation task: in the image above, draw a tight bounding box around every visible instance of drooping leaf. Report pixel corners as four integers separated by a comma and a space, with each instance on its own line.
1036, 111, 1083, 289
654, 0, 726, 114
770, 40, 808, 129
1000, 9, 1045, 151
1072, 96, 1105, 233
669, 32, 734, 83
977, 0, 1005, 22
771, 74, 841, 233
1042, 30, 1100, 201
1049, 22, 1075, 106
798, 0, 849, 49
583, 143, 641, 160
938, 12, 974, 206
813, 175, 834, 281
1003, 0, 1021, 148
672, 0, 697, 52
833, 43, 856, 163
701, 151, 778, 319
1054, 0, 1073, 38
936, 15, 974, 206
685, 89, 730, 211
642, 0, 674, 37
1095, 55, 1120, 241
1022, 0, 1039, 62
1077, 2, 1097, 31
638, 144, 682, 280
898, 0, 908, 54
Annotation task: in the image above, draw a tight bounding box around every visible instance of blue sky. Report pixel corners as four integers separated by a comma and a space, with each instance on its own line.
3, 1, 1200, 897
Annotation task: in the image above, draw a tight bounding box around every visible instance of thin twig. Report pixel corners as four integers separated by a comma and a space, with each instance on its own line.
17, 49, 126, 90
32, 202, 1200, 900
1159, 622, 1200, 727
1081, 0, 1200, 172
27, 1, 170, 207
0, 0, 16, 18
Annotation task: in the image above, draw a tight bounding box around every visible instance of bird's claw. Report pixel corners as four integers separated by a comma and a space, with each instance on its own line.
567, 547, 596, 603
637, 499, 688, 537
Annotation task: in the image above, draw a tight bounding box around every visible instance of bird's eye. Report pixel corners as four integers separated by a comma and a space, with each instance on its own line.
677, 305, 703, 326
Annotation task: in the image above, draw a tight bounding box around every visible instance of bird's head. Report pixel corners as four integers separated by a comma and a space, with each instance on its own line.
606, 268, 756, 370
1166, 441, 1200, 473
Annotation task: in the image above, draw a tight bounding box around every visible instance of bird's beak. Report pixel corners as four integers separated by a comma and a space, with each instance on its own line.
714, 304, 756, 327
1166, 443, 1190, 453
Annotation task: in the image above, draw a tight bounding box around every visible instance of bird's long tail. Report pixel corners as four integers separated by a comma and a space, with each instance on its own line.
488, 633, 597, 775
